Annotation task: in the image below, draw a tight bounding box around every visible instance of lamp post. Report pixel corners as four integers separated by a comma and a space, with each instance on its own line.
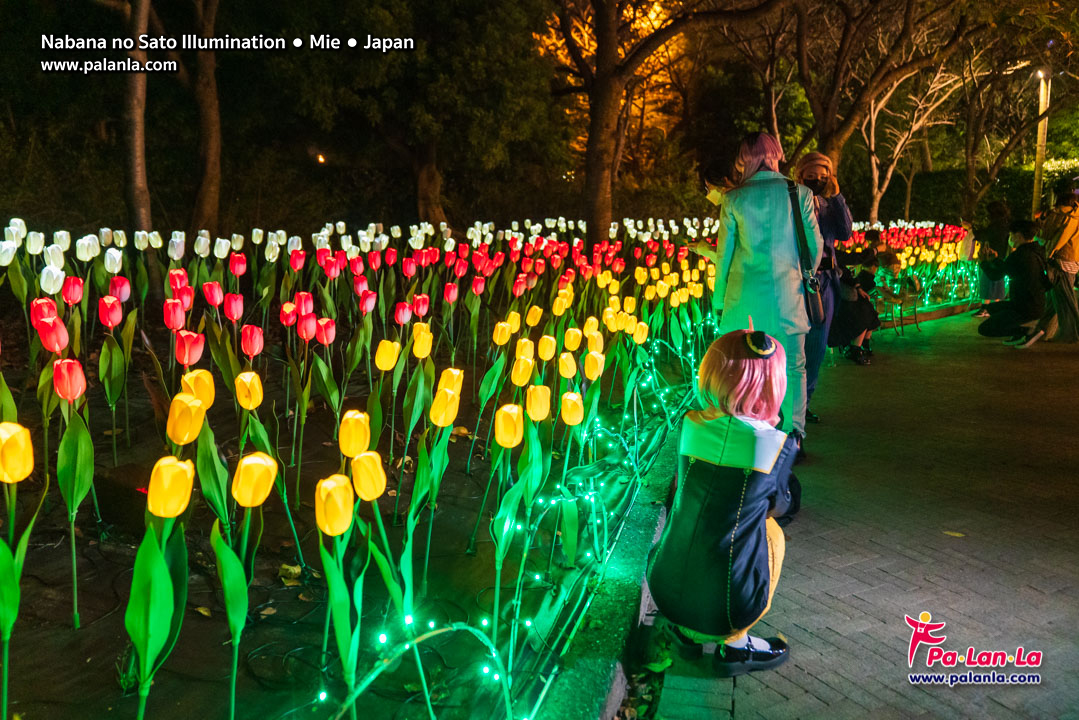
1032, 69, 1052, 217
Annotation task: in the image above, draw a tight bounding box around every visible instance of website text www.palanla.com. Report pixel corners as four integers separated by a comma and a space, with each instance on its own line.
40, 58, 178, 74
909, 671, 1041, 687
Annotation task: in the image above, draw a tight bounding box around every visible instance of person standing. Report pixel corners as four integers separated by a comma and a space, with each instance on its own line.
692, 132, 823, 439
795, 152, 852, 423
971, 201, 1012, 318
1021, 178, 1079, 347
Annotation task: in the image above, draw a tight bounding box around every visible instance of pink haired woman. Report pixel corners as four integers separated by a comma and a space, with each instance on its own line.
647, 330, 795, 677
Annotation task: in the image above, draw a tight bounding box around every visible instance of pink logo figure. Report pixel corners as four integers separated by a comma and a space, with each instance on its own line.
905, 611, 947, 667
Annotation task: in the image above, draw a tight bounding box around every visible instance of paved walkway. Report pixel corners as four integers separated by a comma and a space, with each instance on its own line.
656, 315, 1079, 720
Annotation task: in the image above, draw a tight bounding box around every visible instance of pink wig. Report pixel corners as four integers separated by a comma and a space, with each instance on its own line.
697, 330, 787, 423
733, 132, 784, 185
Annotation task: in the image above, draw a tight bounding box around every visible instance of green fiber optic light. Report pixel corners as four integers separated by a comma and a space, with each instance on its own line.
378, 633, 388, 644
534, 573, 541, 580
483, 666, 490, 674
494, 674, 501, 681
481, 618, 489, 626
525, 620, 532, 627
405, 614, 413, 625
318, 691, 327, 702
428, 620, 436, 629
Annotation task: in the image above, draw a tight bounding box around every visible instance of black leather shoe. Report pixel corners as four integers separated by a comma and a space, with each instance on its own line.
714, 636, 790, 677
806, 409, 821, 424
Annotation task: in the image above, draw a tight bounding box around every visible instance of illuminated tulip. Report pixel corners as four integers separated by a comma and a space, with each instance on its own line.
315, 474, 354, 536
412, 323, 433, 359
537, 335, 556, 362
338, 410, 371, 458
297, 313, 317, 342
558, 352, 577, 379
168, 269, 189, 293
234, 371, 264, 410
223, 293, 244, 323
526, 385, 550, 422
516, 338, 534, 361
109, 275, 131, 303
584, 351, 605, 381
437, 368, 464, 395
564, 328, 583, 352
552, 297, 567, 317
279, 301, 298, 327
494, 405, 524, 449
394, 302, 412, 325
429, 388, 460, 428
374, 340, 401, 371
202, 281, 224, 308
608, 295, 620, 312
351, 452, 387, 501
53, 358, 86, 401
40, 266, 64, 295
492, 322, 511, 346
471, 277, 485, 295
561, 392, 584, 426
229, 252, 247, 277
587, 331, 604, 354
241, 325, 264, 359
147, 456, 196, 518
164, 298, 185, 331
289, 249, 306, 271
61, 276, 83, 306
294, 291, 314, 316
176, 285, 195, 312
624, 297, 637, 314
180, 369, 216, 410
37, 316, 69, 354
174, 330, 205, 369
633, 321, 649, 344
506, 311, 521, 333
231, 452, 277, 507
0, 422, 34, 484
583, 316, 599, 335
443, 282, 459, 304
358, 289, 377, 314
525, 305, 542, 327
656, 281, 670, 299
635, 267, 648, 285
315, 317, 336, 346
510, 357, 534, 387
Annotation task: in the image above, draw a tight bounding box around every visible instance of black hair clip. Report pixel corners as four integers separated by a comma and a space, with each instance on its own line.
745, 331, 777, 358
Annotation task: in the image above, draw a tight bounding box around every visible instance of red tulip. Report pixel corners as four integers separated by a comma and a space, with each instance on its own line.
353, 275, 369, 296
290, 250, 306, 271
229, 252, 247, 277
444, 251, 456, 269
454, 258, 469, 278
297, 313, 317, 342
241, 324, 264, 359
316, 248, 332, 269
110, 276, 132, 303
471, 277, 485, 296
358, 290, 377, 314
31, 298, 58, 329
99, 295, 123, 329
175, 330, 205, 369
425, 248, 440, 266
334, 250, 348, 270
394, 302, 412, 325
164, 298, 185, 331
349, 257, 365, 276
521, 258, 534, 274
315, 317, 336, 346
53, 358, 86, 401
457, 244, 469, 259
368, 251, 381, 271
402, 258, 417, 278
294, 291, 314, 316
202, 281, 224, 308
37, 316, 69, 354
223, 293, 243, 323
323, 259, 341, 280
61, 276, 84, 306
177, 284, 195, 312
385, 248, 397, 266
411, 293, 429, 318
168, 268, 189, 293
443, 282, 459, 304
512, 277, 526, 297
280, 301, 298, 327
550, 254, 563, 270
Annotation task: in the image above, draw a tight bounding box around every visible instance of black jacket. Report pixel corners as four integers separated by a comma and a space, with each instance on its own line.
981, 242, 1047, 320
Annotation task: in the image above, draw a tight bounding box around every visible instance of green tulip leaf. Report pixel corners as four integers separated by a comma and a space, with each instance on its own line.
319, 542, 355, 672
204, 322, 240, 396
120, 309, 139, 362
560, 490, 579, 567
490, 480, 526, 563
0, 541, 21, 641
0, 372, 16, 423
7, 259, 27, 304
311, 353, 340, 415
366, 380, 384, 451
153, 522, 189, 675
135, 256, 150, 306
124, 528, 175, 684
195, 422, 231, 529
518, 420, 543, 507
359, 522, 403, 615
211, 520, 249, 643
57, 411, 95, 517
346, 324, 365, 376
99, 334, 127, 409
477, 352, 506, 413
402, 363, 431, 455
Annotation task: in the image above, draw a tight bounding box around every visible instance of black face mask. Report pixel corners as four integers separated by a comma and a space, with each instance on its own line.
805, 178, 829, 196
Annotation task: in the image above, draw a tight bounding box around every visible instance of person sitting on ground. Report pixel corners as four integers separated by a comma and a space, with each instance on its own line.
647, 329, 794, 678
829, 252, 882, 365
1019, 177, 1079, 347
976, 219, 1048, 343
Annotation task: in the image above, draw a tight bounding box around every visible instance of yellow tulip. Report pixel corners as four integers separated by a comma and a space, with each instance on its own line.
537, 335, 556, 362
430, 388, 460, 427
558, 352, 577, 379
680, 258, 689, 271
707, 276, 715, 291
697, 258, 706, 271
656, 281, 670, 298
560, 392, 584, 426
707, 264, 716, 277
691, 269, 700, 282
510, 357, 534, 387
604, 312, 620, 333
375, 340, 401, 371
526, 305, 542, 327
602, 306, 615, 326
645, 285, 656, 301
584, 351, 605, 381
494, 405, 524, 448
506, 311, 521, 334
682, 270, 691, 283
437, 368, 464, 395
587, 331, 604, 354
147, 456, 195, 518
180, 369, 215, 411
608, 295, 620, 311
315, 474, 354, 536
0, 422, 34, 484
624, 297, 637, 314
338, 409, 371, 458
526, 385, 550, 422
166, 393, 205, 446
232, 452, 278, 507
516, 338, 534, 361
691, 283, 703, 299
635, 267, 648, 285
492, 322, 511, 346
552, 297, 567, 317
234, 371, 264, 411
583, 316, 599, 335
633, 321, 649, 345
649, 267, 660, 281
679, 287, 690, 303
596, 271, 610, 289
412, 322, 432, 359
609, 280, 621, 295
670, 293, 681, 308
661, 262, 671, 275
351, 451, 387, 501
563, 328, 583, 352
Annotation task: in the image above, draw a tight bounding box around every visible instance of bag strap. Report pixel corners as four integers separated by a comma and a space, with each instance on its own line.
787, 180, 814, 277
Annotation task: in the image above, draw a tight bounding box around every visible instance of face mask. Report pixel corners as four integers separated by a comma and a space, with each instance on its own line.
705, 187, 722, 206
805, 178, 829, 196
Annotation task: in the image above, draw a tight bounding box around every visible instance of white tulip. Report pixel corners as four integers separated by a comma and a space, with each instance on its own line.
251, 228, 264, 246
231, 233, 244, 251
340, 235, 352, 251
26, 232, 45, 255
577, 221, 586, 233
194, 235, 211, 257
98, 228, 112, 247
287, 235, 302, 253
0, 241, 15, 266
54, 230, 71, 250
167, 236, 185, 261
408, 234, 424, 250
213, 238, 230, 259
377, 234, 390, 251
358, 235, 371, 252
264, 242, 280, 263
75, 236, 95, 262
113, 230, 128, 248
346, 246, 360, 260
390, 226, 401, 239
3, 227, 16, 246
323, 223, 334, 237
366, 224, 376, 238
9, 219, 27, 239
443, 237, 456, 251
40, 265, 65, 295
274, 230, 286, 245
312, 233, 329, 250
44, 244, 65, 268
335, 221, 346, 235
148, 231, 163, 249
136, 231, 150, 250
105, 248, 123, 274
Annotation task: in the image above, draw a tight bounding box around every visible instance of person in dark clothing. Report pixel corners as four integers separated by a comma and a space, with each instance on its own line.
977, 220, 1048, 342
972, 201, 1012, 317
829, 252, 882, 364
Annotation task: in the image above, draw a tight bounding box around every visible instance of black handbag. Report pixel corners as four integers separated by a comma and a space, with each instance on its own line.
787, 180, 825, 325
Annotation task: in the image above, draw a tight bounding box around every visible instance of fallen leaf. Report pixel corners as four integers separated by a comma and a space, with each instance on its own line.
282, 578, 301, 587
278, 563, 302, 580
298, 592, 314, 602
259, 606, 277, 616
195, 606, 212, 618
943, 531, 965, 537
387, 489, 397, 497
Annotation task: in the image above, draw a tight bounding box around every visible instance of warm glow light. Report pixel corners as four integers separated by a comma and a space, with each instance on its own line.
1036, 70, 1044, 79
316, 153, 326, 164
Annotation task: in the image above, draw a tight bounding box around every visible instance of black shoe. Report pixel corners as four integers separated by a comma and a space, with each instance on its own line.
805, 410, 821, 424
862, 344, 874, 358
845, 346, 871, 366
714, 636, 790, 677
794, 435, 806, 465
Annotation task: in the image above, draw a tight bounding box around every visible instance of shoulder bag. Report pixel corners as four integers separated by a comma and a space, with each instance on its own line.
787, 180, 825, 325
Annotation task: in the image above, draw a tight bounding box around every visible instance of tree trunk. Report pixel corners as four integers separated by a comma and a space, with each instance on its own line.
189, 0, 221, 235
584, 78, 624, 249
903, 168, 915, 220
415, 141, 448, 227
124, 0, 152, 233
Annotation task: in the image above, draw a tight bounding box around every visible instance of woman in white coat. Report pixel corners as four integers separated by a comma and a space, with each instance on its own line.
694, 133, 823, 437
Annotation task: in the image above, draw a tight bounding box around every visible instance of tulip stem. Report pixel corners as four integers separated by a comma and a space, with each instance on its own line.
69, 517, 80, 630
5, 484, 15, 548
136, 682, 149, 720
411, 643, 436, 720
371, 500, 398, 586
239, 508, 252, 572
110, 406, 118, 467
2, 636, 8, 720
124, 385, 131, 448
228, 636, 239, 720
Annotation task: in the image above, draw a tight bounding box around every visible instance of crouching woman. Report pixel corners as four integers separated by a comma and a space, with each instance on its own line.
647, 329, 793, 677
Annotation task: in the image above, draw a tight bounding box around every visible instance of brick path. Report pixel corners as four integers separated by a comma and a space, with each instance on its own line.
655, 315, 1079, 720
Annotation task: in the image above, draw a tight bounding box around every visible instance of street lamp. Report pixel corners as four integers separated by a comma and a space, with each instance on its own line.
1032, 69, 1052, 217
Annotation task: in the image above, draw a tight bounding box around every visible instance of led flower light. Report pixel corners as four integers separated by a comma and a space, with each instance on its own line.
180, 369, 216, 410
232, 452, 278, 507
166, 393, 205, 445
526, 386, 550, 422
494, 405, 524, 448
430, 388, 460, 427
338, 410, 372, 458
315, 475, 354, 537
375, 340, 401, 371
234, 371, 264, 411
147, 456, 195, 518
